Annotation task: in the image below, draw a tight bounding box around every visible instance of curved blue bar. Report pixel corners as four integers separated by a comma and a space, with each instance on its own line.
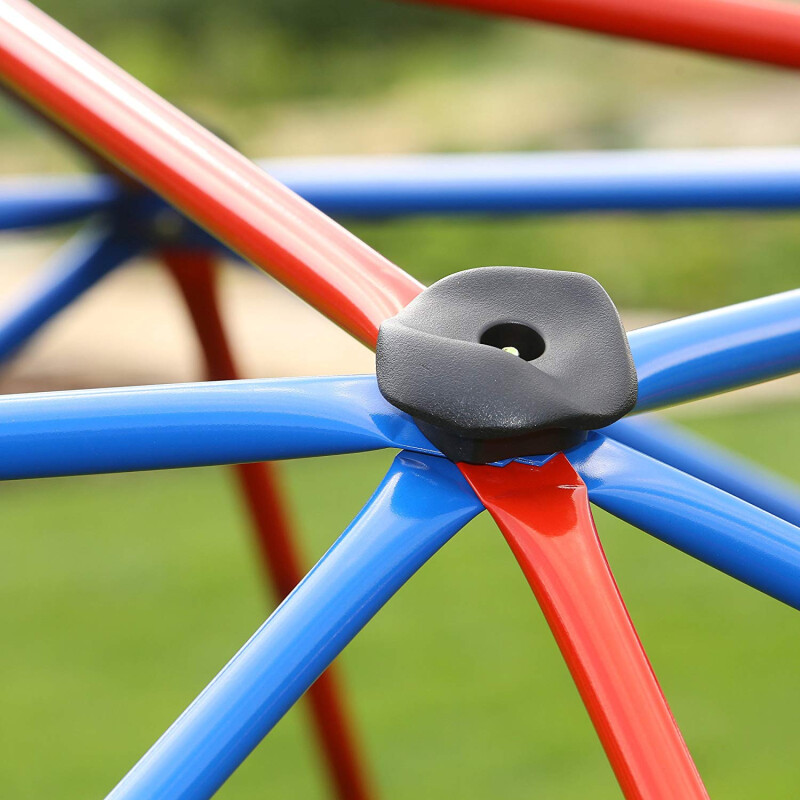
0, 226, 139, 362
0, 375, 437, 479
0, 175, 120, 230
606, 416, 800, 527
262, 149, 800, 216
569, 433, 800, 609
628, 289, 800, 412
107, 452, 483, 800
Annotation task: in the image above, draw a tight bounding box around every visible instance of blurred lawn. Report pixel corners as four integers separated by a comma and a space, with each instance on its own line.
351, 213, 800, 312
0, 402, 799, 798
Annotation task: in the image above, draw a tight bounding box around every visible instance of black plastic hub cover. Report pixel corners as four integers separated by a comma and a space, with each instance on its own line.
376, 266, 637, 464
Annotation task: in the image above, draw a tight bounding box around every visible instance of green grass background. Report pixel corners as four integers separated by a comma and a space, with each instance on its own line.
1, 403, 799, 799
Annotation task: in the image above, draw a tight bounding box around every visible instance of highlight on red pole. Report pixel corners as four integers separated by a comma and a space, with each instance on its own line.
460, 455, 708, 800
0, 0, 422, 348
410, 0, 800, 72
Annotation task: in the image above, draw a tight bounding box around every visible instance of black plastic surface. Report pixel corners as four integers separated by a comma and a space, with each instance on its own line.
376, 266, 637, 463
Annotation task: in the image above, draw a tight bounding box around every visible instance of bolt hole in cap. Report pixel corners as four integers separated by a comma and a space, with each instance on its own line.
376, 267, 637, 464
480, 322, 546, 361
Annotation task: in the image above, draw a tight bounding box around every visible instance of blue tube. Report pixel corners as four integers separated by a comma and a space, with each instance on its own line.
0, 375, 438, 479
0, 175, 120, 230
0, 226, 140, 361
569, 432, 800, 609
605, 416, 800, 527
260, 149, 800, 216
10, 148, 800, 233
627, 289, 800, 412
106, 451, 483, 800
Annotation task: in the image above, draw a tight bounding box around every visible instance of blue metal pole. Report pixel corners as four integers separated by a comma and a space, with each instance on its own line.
605, 416, 800, 527
261, 149, 800, 216
10, 148, 800, 233
106, 451, 483, 800
0, 225, 140, 361
628, 289, 800, 412
0, 375, 437, 479
569, 432, 800, 609
0, 174, 120, 229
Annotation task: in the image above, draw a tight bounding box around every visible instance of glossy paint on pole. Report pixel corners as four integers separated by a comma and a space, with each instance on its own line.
164, 249, 373, 800
263, 149, 800, 216
0, 225, 140, 361
18, 147, 800, 233
628, 289, 800, 411
106, 451, 483, 800
232, 461, 375, 800
0, 0, 423, 348
570, 433, 800, 609
0, 375, 438, 479
461, 456, 708, 800
606, 416, 800, 528
411, 0, 800, 71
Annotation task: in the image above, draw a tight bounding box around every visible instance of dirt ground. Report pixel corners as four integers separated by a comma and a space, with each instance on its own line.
0, 235, 796, 417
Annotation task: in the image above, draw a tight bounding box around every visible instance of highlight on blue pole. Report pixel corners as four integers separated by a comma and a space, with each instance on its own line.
0, 375, 438, 479
0, 174, 120, 230
106, 451, 483, 800
7, 148, 800, 235
568, 432, 800, 610
627, 289, 800, 412
261, 148, 800, 216
605, 415, 800, 528
0, 224, 141, 362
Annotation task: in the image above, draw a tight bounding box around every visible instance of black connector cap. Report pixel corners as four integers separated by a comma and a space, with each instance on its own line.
376, 266, 637, 463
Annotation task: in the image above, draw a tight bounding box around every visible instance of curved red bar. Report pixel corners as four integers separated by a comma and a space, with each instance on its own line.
460, 455, 708, 800
0, 0, 422, 347
414, 0, 800, 71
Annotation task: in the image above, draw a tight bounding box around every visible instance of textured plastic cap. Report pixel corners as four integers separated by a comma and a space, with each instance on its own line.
376, 266, 637, 463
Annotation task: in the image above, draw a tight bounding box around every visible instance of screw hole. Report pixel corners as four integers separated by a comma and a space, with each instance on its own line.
480, 322, 545, 361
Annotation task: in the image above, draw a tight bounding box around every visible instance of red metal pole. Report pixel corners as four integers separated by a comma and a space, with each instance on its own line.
0, 0, 422, 348
410, 0, 800, 71
460, 455, 708, 800
162, 248, 374, 800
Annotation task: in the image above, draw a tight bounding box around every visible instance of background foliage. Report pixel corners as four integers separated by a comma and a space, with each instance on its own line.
0, 1, 794, 311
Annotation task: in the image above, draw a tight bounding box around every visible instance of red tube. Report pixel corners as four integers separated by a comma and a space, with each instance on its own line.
163, 249, 374, 800
460, 455, 708, 800
412, 0, 800, 71
0, 0, 422, 347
